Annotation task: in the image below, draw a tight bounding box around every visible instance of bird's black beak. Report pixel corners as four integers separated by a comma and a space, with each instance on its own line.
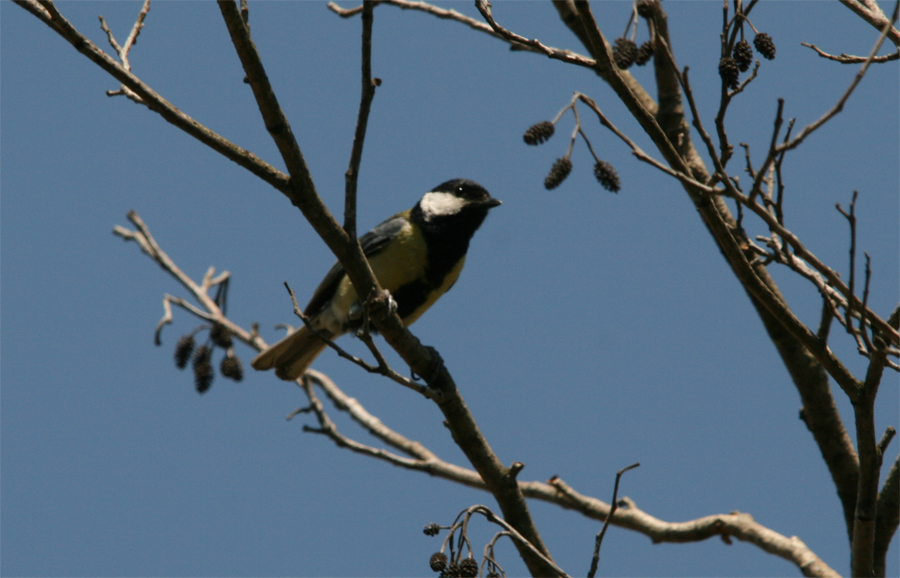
483, 198, 502, 209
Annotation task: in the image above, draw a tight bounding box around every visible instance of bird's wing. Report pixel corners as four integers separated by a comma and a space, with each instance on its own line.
303, 211, 409, 317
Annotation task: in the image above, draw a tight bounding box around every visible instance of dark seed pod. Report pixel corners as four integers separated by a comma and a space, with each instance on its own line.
635, 40, 655, 66
193, 361, 214, 394
459, 558, 479, 578
209, 323, 233, 348
193, 345, 212, 368
613, 37, 638, 70
754, 32, 776, 60
174, 335, 195, 369
594, 161, 621, 193
544, 157, 572, 190
486, 573, 501, 578
732, 39, 753, 72
220, 355, 243, 382
718, 56, 740, 89
423, 522, 441, 536
523, 121, 555, 145
430, 552, 448, 573
636, 0, 659, 19
441, 563, 461, 578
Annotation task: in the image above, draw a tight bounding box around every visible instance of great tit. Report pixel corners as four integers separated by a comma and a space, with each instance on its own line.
251, 178, 501, 380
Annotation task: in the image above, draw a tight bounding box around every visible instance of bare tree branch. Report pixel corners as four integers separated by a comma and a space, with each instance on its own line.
442, 506, 571, 578
295, 374, 443, 471
547, 478, 840, 578
838, 0, 900, 46
729, 182, 898, 348
802, 41, 900, 63
112, 211, 266, 352
343, 0, 377, 239
109, 204, 848, 578
329, 0, 598, 69
14, 0, 290, 192
474, 0, 598, 70
850, 348, 888, 577
552, 0, 660, 116
575, 93, 711, 191
653, 26, 894, 537
99, 0, 150, 103
586, 463, 640, 578
643, 35, 867, 400
874, 455, 900, 576
488, 1, 875, 541
779, 0, 899, 153
297, 356, 839, 577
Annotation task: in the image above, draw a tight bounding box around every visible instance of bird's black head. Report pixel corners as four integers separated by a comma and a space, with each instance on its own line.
434, 178, 501, 205
417, 179, 501, 222
411, 179, 500, 286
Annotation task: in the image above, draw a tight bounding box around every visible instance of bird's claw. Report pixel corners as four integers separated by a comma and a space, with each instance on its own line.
412, 345, 445, 386
365, 289, 397, 318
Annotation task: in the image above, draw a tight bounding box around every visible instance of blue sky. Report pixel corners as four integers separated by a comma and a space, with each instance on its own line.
2, 1, 898, 576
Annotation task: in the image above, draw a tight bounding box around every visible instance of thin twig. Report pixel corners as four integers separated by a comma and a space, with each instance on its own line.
859, 253, 874, 353
873, 455, 899, 576
121, 0, 150, 53
676, 64, 735, 193
801, 41, 900, 63
836, 191, 859, 339
343, 0, 377, 238
548, 476, 839, 577
817, 294, 835, 343
282, 283, 428, 394
474, 0, 597, 69
328, 0, 596, 69
748, 99, 785, 206
113, 211, 266, 352
328, 2, 366, 17
837, 0, 900, 45
726, 184, 898, 349
217, 0, 322, 207
877, 427, 896, 456
113, 212, 217, 314
463, 506, 571, 578
297, 373, 437, 469
587, 463, 640, 578
773, 118, 794, 229
575, 93, 712, 192
779, 0, 899, 152
154, 295, 218, 345
17, 0, 290, 190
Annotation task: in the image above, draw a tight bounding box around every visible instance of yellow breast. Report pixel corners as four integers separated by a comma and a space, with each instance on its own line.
324, 219, 465, 329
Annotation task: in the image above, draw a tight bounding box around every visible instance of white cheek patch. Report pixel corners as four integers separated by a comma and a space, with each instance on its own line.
419, 191, 468, 220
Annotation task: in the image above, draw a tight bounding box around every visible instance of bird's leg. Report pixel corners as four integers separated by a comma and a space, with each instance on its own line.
365, 288, 398, 320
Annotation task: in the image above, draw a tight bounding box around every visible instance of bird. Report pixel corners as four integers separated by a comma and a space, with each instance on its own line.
251, 178, 501, 380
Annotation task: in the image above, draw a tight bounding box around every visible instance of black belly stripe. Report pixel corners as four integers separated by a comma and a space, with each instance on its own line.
392, 279, 433, 320
413, 204, 487, 287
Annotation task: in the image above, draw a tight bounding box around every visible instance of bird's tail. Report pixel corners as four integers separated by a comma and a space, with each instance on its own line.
251, 325, 333, 381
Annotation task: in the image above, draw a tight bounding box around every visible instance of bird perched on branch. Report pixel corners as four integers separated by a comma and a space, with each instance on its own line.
251, 178, 501, 380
